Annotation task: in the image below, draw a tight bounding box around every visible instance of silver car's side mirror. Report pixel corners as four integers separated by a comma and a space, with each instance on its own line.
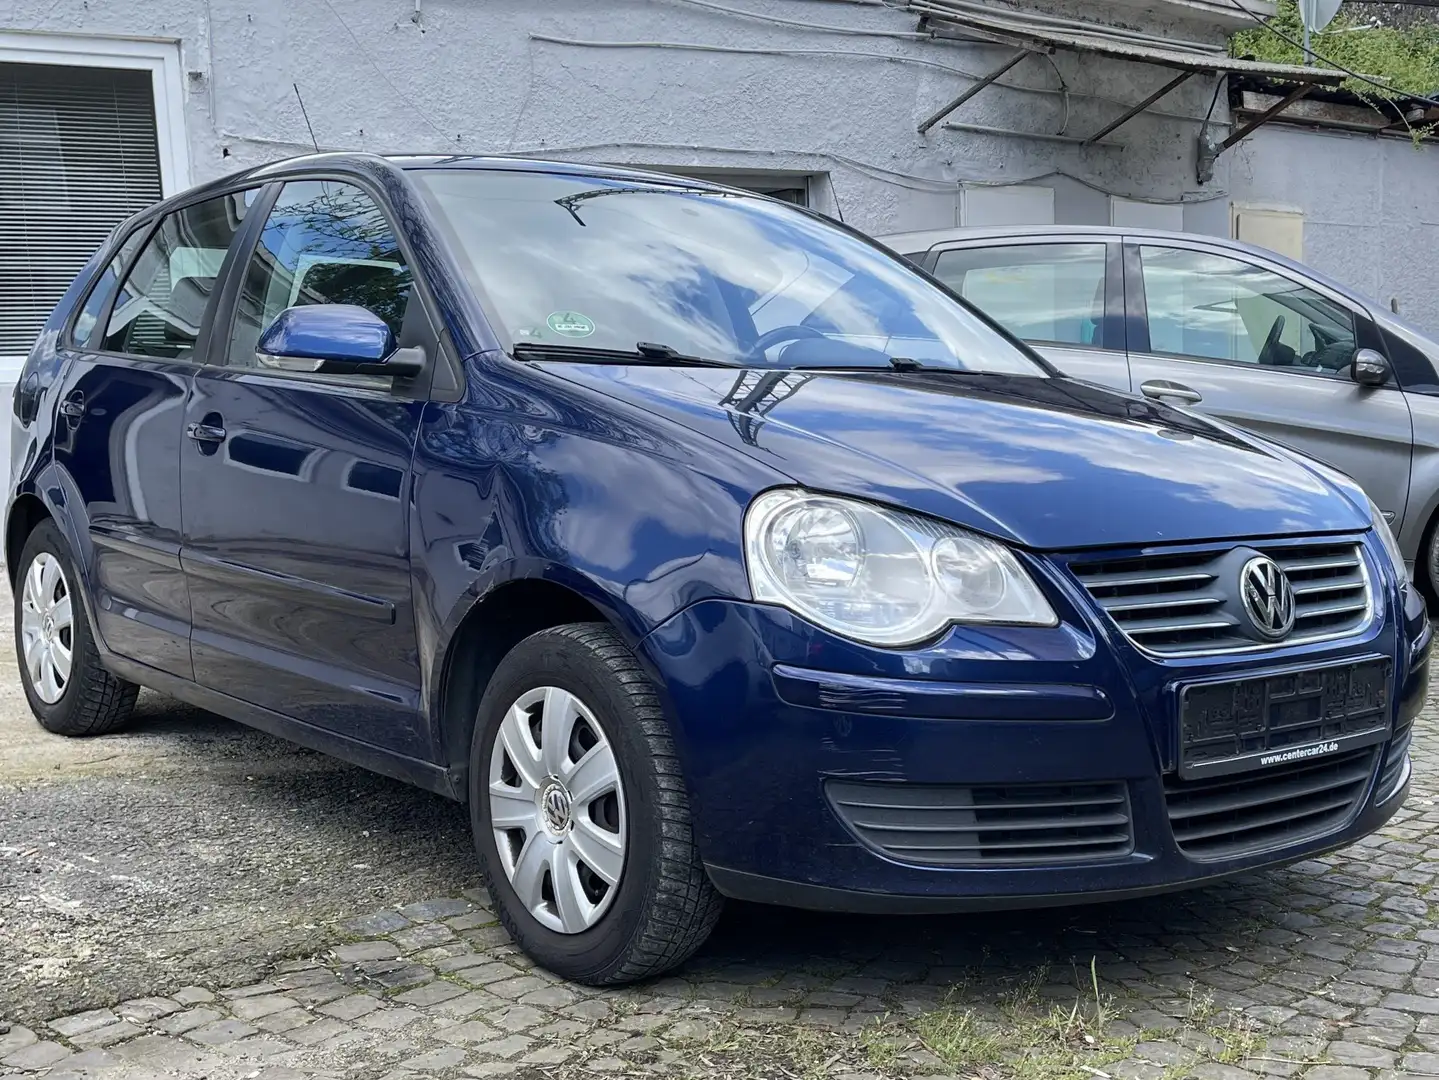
1352, 348, 1392, 387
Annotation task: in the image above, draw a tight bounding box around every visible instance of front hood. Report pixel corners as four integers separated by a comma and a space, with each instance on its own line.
540, 365, 1369, 551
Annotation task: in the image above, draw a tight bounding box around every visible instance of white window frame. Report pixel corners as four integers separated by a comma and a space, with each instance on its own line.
0, 32, 188, 377
0, 31, 190, 198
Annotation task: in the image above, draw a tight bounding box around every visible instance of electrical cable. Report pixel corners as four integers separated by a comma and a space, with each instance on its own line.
1226, 0, 1439, 111
316, 0, 450, 137
527, 35, 1231, 128
500, 139, 1230, 202
659, 0, 931, 39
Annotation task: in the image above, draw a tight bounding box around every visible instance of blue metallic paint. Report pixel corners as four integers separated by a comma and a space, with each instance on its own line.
257, 304, 396, 364
5, 153, 1425, 914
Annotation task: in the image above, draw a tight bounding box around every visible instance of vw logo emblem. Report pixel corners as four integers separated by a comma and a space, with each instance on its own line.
540, 783, 573, 835
1239, 555, 1296, 639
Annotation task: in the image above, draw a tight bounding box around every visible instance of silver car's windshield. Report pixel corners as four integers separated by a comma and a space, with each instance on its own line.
415, 169, 1047, 374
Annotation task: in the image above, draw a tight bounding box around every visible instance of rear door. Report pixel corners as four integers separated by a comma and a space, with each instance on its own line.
1123, 239, 1414, 531
51, 190, 258, 679
179, 177, 432, 757
928, 239, 1130, 391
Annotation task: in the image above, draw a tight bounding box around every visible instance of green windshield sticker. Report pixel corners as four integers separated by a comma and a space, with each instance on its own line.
546, 311, 595, 338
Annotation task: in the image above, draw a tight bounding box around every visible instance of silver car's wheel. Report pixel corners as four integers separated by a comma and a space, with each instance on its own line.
20, 551, 73, 704
488, 685, 627, 934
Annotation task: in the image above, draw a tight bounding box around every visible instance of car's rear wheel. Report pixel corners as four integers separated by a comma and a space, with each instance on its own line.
468, 622, 722, 984
15, 520, 138, 736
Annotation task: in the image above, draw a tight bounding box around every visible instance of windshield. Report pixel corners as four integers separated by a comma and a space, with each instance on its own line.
414, 168, 1047, 374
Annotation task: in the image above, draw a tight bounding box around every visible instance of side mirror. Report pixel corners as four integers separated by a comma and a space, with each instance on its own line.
256, 305, 425, 378
1351, 348, 1391, 387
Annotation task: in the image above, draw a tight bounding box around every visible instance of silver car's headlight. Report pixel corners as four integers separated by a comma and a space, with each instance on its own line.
743, 489, 1057, 646
1368, 495, 1409, 585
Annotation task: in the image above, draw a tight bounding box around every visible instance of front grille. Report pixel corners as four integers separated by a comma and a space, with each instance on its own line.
1071, 541, 1370, 656
827, 779, 1133, 867
1164, 747, 1377, 861
1377, 715, 1413, 801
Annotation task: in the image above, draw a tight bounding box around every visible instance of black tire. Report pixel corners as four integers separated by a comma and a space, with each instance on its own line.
14, 519, 138, 736
468, 622, 723, 984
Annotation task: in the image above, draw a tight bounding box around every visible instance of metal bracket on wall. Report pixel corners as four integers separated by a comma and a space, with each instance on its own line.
1195, 82, 1313, 183
1083, 70, 1195, 146
917, 47, 1037, 134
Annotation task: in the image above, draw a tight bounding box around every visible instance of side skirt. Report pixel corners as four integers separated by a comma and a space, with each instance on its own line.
101, 649, 459, 801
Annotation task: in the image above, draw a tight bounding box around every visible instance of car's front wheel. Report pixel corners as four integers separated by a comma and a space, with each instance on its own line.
15, 520, 138, 736
468, 623, 722, 984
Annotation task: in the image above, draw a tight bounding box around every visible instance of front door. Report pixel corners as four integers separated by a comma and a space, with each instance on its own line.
180, 178, 431, 757
930, 240, 1130, 391
1124, 241, 1414, 532
52, 191, 256, 679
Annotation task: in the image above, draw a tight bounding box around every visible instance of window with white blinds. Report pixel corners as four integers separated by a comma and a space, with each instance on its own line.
0, 61, 163, 355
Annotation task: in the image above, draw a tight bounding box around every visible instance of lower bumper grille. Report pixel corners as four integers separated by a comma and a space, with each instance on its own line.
1377, 717, 1413, 801
1164, 747, 1378, 861
827, 779, 1133, 868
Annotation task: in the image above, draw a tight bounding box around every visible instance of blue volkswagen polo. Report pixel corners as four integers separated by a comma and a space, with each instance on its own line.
8, 154, 1429, 984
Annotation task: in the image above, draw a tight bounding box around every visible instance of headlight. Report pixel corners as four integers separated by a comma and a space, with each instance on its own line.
743, 489, 1057, 646
1368, 495, 1409, 585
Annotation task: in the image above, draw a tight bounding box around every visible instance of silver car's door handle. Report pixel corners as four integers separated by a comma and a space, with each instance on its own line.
1140, 380, 1203, 405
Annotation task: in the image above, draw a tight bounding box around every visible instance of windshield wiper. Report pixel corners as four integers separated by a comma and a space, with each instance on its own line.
511, 341, 735, 367
888, 356, 925, 371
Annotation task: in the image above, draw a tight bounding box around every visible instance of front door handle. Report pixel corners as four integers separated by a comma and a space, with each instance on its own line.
185, 422, 227, 444
1140, 380, 1203, 405
58, 392, 85, 420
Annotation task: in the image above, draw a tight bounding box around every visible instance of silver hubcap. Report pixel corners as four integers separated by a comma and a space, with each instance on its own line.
20, 552, 73, 705
488, 686, 626, 934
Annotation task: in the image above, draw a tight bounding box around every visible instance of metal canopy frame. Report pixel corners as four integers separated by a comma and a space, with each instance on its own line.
908, 0, 1344, 174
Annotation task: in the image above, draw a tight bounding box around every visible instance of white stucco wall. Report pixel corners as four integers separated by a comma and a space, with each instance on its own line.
1230, 124, 1439, 335
5, 0, 1242, 236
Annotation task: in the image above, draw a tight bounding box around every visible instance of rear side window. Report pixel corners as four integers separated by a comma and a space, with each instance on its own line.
72, 229, 147, 349
933, 244, 1109, 348
102, 190, 256, 359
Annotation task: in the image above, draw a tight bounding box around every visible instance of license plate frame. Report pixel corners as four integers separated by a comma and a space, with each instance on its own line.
1177, 657, 1392, 780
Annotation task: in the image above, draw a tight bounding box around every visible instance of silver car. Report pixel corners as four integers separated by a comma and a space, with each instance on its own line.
879, 225, 1439, 589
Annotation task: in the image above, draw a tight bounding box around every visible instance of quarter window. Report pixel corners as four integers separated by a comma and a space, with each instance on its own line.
72, 228, 147, 349
101, 191, 255, 359
1138, 246, 1357, 375
226, 180, 413, 376
933, 244, 1109, 348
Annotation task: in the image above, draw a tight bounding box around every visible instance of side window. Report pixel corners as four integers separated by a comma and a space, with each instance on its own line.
933, 244, 1108, 348
102, 191, 256, 359
1138, 246, 1357, 375
73, 228, 147, 349
227, 180, 413, 376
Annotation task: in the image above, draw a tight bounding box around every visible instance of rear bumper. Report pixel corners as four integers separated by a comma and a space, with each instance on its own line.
639, 588, 1426, 912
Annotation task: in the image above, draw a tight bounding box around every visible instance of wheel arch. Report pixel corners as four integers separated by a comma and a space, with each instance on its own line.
431, 567, 647, 799
5, 492, 51, 586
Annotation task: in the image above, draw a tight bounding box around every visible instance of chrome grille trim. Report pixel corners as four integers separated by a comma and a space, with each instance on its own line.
1070, 540, 1373, 658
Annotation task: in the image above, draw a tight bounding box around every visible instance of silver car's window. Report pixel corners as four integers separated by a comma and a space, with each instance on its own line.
416, 169, 1046, 374
1140, 247, 1356, 375
933, 243, 1109, 349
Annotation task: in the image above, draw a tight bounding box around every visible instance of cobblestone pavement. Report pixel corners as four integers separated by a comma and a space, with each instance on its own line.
2, 619, 1438, 1078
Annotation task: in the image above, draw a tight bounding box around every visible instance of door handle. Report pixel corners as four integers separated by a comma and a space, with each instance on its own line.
58, 392, 85, 420
1140, 380, 1203, 405
185, 422, 227, 444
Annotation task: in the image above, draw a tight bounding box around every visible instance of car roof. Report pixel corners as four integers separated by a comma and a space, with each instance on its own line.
154, 151, 744, 211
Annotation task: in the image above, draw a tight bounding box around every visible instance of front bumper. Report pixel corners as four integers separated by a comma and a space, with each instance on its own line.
638, 553, 1428, 913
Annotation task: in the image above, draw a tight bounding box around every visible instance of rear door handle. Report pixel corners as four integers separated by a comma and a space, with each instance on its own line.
185, 422, 227, 444
1140, 380, 1202, 405
59, 393, 85, 419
